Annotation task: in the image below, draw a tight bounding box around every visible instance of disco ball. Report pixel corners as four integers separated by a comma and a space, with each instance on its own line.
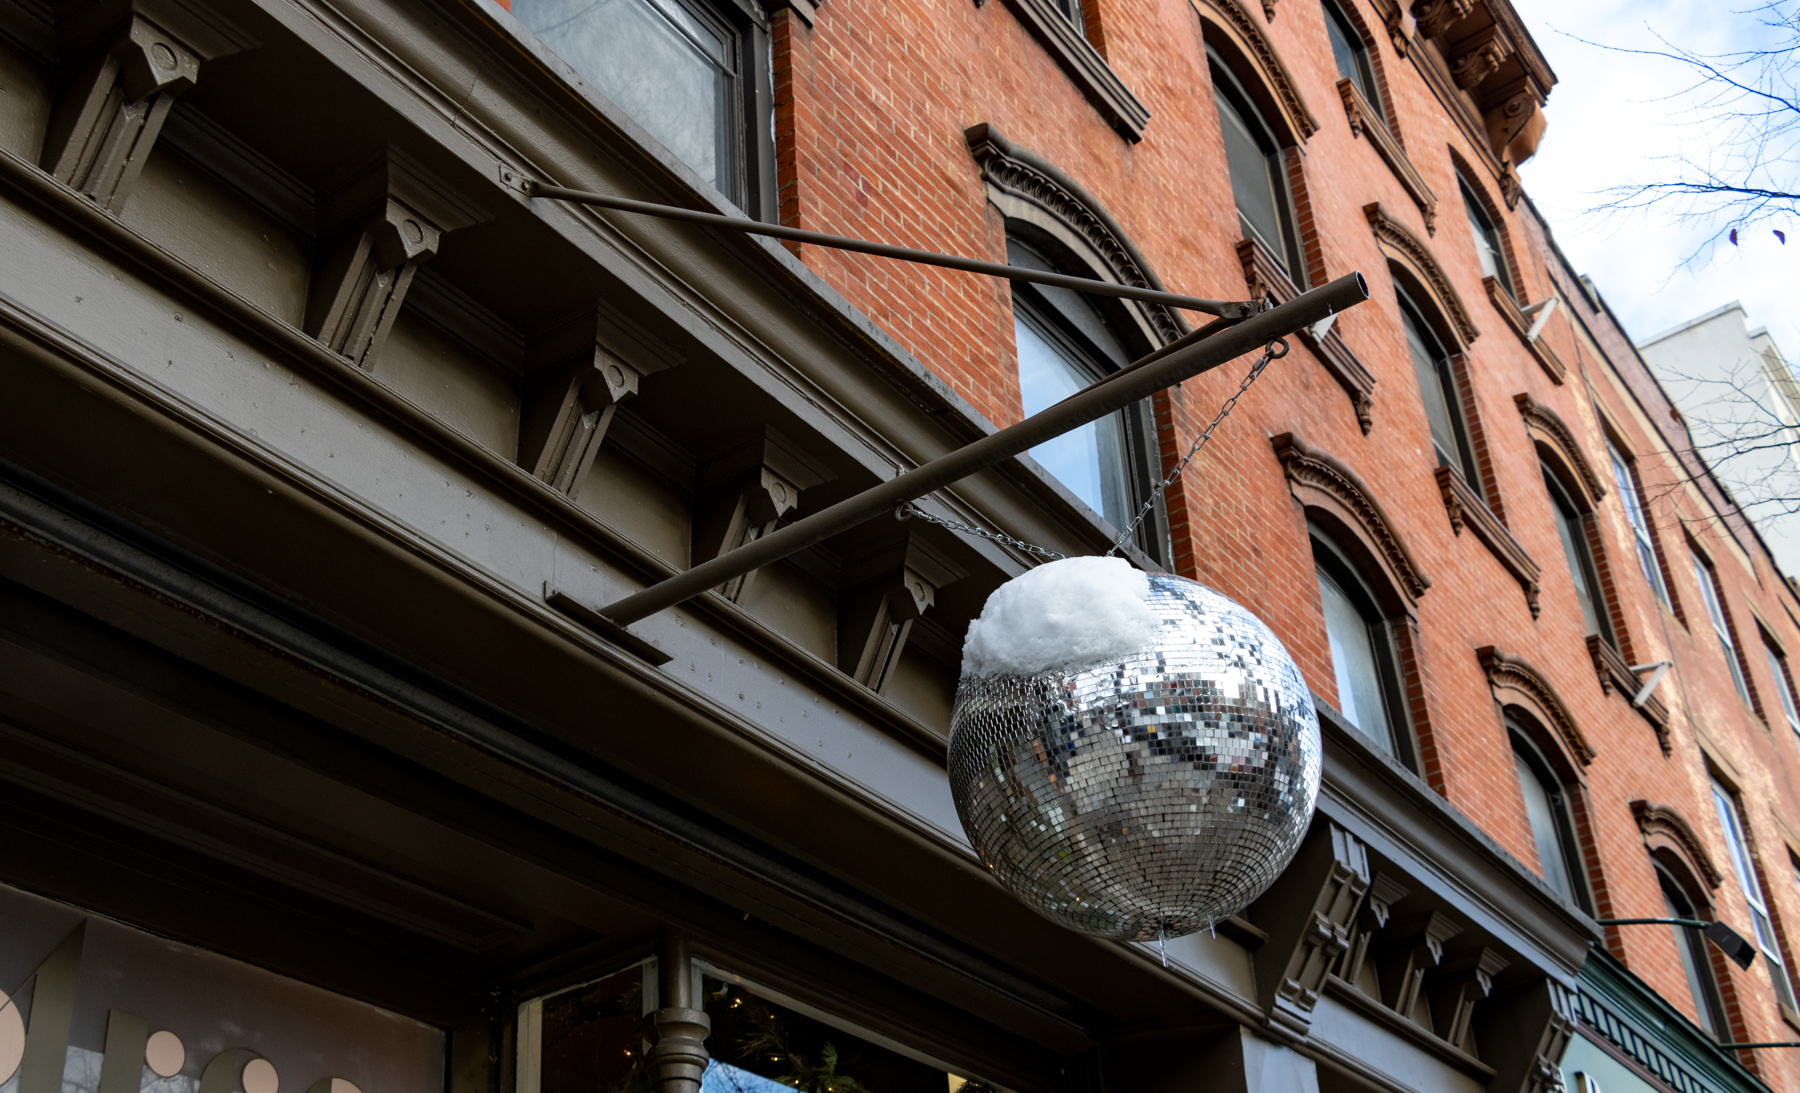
947, 573, 1320, 942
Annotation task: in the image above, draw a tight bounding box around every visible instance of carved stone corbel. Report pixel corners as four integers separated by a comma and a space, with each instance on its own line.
1450, 25, 1509, 90
1246, 823, 1372, 1036
518, 305, 681, 498
1428, 946, 1509, 1052
305, 147, 488, 369
837, 536, 965, 693
1338, 870, 1408, 995
1482, 79, 1540, 168
1376, 910, 1462, 1025
41, 0, 251, 213
694, 430, 833, 603
1410, 0, 1472, 39
1480, 978, 1577, 1093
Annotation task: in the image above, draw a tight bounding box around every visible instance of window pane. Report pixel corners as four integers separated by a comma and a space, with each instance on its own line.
1768, 646, 1800, 731
1461, 184, 1511, 297
1016, 315, 1131, 528
1515, 750, 1575, 900
1662, 881, 1721, 1037
1324, 6, 1364, 98
536, 961, 650, 1093
1317, 565, 1391, 748
1400, 305, 1471, 480
1610, 443, 1673, 608
1714, 783, 1763, 905
1214, 88, 1286, 271
519, 0, 730, 193
1546, 474, 1604, 637
1695, 557, 1752, 703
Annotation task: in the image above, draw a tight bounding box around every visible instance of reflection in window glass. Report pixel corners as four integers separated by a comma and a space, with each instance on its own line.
1693, 554, 1753, 705
1015, 313, 1131, 529
1608, 441, 1672, 609
1323, 0, 1380, 123
1544, 468, 1611, 644
516, 0, 733, 195
1461, 179, 1512, 298
703, 973, 964, 1093
1659, 867, 1726, 1038
1399, 295, 1476, 485
1316, 564, 1390, 748
1712, 780, 1799, 1011
1766, 643, 1800, 733
1209, 55, 1301, 280
533, 961, 652, 1093
1513, 743, 1577, 902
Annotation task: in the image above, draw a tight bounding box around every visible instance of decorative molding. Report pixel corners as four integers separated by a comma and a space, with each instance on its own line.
1631, 800, 1724, 890
693, 429, 835, 603
1477, 646, 1595, 766
969, 124, 1183, 345
1240, 239, 1377, 432
1485, 277, 1564, 383
1363, 202, 1479, 345
1246, 822, 1372, 1037
39, 0, 253, 214
982, 0, 1149, 140
838, 534, 966, 693
1435, 466, 1540, 617
1273, 434, 1431, 601
1514, 392, 1605, 506
1338, 80, 1437, 235
1585, 635, 1671, 754
1193, 0, 1319, 140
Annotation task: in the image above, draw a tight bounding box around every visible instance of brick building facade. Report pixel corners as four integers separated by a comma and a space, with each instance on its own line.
0, 0, 1796, 1090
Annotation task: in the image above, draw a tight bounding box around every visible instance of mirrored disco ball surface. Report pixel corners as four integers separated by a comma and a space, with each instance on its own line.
947, 574, 1320, 942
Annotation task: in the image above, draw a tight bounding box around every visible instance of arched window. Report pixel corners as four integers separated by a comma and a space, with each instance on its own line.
1009, 236, 1164, 560
1459, 174, 1513, 299
1542, 460, 1615, 647
1322, 0, 1381, 125
1510, 721, 1587, 910
1312, 523, 1414, 765
1399, 286, 1478, 486
1656, 861, 1730, 1038
1209, 48, 1304, 282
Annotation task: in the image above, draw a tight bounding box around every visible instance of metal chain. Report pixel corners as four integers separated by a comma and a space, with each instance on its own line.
897, 504, 1068, 560
1105, 336, 1287, 557
896, 336, 1287, 563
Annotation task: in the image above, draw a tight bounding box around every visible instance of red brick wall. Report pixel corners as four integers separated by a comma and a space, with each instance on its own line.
772, 0, 1800, 1081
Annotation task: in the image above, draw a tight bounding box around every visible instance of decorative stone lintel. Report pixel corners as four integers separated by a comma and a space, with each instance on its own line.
1193, 0, 1319, 140
1338, 80, 1437, 235
1632, 799, 1725, 890
1364, 202, 1479, 346
1435, 465, 1540, 618
1273, 434, 1431, 602
1477, 645, 1596, 766
1513, 392, 1605, 505
1585, 635, 1671, 754
1486, 277, 1565, 383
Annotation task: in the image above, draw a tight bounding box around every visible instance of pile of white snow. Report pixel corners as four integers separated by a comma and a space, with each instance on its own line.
961, 556, 1160, 678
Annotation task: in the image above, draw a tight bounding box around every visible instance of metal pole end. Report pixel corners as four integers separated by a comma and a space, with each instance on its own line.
1350, 270, 1370, 300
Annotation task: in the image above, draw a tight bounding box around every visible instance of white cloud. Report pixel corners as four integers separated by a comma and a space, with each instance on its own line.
1511, 0, 1798, 353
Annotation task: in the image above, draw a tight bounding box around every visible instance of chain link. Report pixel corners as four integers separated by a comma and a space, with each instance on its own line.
896, 336, 1287, 563
897, 504, 1068, 559
1105, 336, 1287, 557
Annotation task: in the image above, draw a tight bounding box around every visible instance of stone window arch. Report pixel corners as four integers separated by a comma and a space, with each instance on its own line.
1273, 433, 1441, 782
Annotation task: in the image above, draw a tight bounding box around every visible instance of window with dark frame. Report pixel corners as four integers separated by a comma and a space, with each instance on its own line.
1322, 0, 1382, 125
1656, 862, 1730, 1039
1459, 176, 1513, 299
513, 0, 766, 212
1692, 548, 1755, 709
1208, 49, 1305, 282
1311, 524, 1414, 768
1510, 726, 1587, 910
1712, 778, 1799, 1012
1764, 633, 1800, 736
1398, 287, 1479, 487
1051, 0, 1087, 36
1608, 438, 1674, 612
1009, 237, 1165, 562
1542, 460, 1615, 648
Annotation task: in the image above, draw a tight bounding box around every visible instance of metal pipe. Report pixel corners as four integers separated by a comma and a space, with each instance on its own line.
530, 184, 1258, 319
1718, 1042, 1800, 1049
1597, 918, 1708, 928
597, 272, 1369, 627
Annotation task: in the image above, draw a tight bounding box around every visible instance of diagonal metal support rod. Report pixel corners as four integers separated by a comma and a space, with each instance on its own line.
529, 183, 1260, 318
590, 273, 1369, 632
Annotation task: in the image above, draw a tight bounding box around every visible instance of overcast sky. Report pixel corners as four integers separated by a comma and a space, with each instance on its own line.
1509, 0, 1797, 354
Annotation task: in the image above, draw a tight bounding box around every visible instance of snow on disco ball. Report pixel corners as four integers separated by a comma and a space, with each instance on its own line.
947, 560, 1320, 942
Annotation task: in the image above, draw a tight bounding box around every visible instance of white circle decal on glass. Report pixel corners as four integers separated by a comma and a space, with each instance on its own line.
242, 1058, 279, 1093
145, 1031, 185, 1078
0, 992, 25, 1085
